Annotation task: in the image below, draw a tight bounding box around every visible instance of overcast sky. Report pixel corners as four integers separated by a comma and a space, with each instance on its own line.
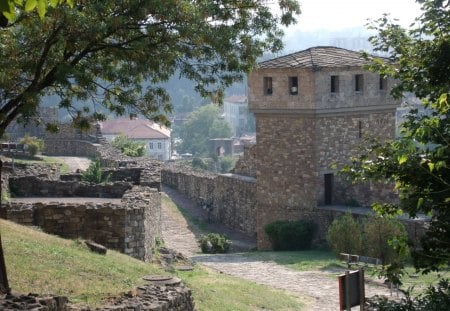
280, 0, 422, 32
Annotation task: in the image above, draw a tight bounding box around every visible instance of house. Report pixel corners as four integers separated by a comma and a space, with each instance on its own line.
100, 118, 171, 161
223, 95, 254, 137
248, 46, 400, 248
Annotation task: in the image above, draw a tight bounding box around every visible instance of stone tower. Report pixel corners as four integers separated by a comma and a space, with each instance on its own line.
248, 46, 400, 248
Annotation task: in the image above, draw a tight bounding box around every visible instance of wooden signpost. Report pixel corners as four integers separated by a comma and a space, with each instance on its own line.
338, 268, 365, 311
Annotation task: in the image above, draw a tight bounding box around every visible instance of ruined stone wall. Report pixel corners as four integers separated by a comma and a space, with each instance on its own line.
161, 168, 257, 236
4, 186, 160, 261
231, 144, 257, 178
9, 176, 133, 198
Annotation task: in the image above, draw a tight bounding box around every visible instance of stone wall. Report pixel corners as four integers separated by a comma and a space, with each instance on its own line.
161, 167, 257, 236
231, 144, 257, 178
3, 186, 160, 261
9, 176, 133, 198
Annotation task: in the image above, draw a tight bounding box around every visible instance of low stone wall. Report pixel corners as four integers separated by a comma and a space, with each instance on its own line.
9, 176, 133, 198
44, 140, 99, 157
3, 186, 161, 261
162, 168, 257, 236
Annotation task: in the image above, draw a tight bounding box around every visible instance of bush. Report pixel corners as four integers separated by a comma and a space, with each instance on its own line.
366, 278, 450, 310
111, 134, 146, 157
192, 157, 208, 170
81, 158, 111, 184
20, 135, 44, 156
264, 220, 316, 251
363, 216, 409, 265
327, 212, 363, 256
199, 233, 231, 254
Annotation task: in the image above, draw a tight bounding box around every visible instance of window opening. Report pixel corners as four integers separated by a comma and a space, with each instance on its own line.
263, 77, 273, 95
379, 76, 387, 90
331, 75, 339, 93
289, 76, 298, 95
355, 74, 363, 92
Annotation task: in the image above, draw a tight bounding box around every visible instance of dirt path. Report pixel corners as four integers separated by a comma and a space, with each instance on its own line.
54, 156, 91, 172
162, 186, 398, 311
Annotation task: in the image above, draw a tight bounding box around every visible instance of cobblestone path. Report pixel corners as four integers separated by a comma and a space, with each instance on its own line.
162, 186, 397, 311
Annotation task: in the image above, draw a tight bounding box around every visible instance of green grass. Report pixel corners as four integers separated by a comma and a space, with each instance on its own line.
2, 219, 308, 310
3, 155, 70, 174
176, 267, 306, 311
1, 219, 163, 307
162, 193, 210, 232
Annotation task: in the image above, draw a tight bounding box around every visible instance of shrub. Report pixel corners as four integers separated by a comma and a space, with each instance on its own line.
81, 158, 111, 184
327, 212, 363, 256
111, 134, 146, 157
199, 233, 231, 254
363, 216, 409, 265
264, 220, 316, 251
192, 157, 208, 170
20, 135, 44, 156
366, 278, 450, 310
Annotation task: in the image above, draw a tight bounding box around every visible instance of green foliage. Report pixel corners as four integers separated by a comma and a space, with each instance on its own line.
199, 233, 230, 254
264, 220, 316, 251
192, 157, 208, 170
111, 134, 146, 157
81, 158, 110, 184
0, 0, 300, 136
1, 189, 10, 203
363, 216, 409, 266
177, 104, 232, 156
327, 212, 363, 256
20, 135, 44, 156
367, 279, 450, 311
0, 0, 73, 21
343, 0, 450, 274
219, 156, 235, 173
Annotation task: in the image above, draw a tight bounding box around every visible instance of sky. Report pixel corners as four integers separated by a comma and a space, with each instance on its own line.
281, 0, 423, 33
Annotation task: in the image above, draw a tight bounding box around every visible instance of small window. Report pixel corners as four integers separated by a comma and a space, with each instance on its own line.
379, 75, 387, 90
157, 142, 162, 149
263, 77, 273, 95
355, 74, 364, 92
331, 75, 339, 93
149, 142, 153, 149
289, 76, 298, 95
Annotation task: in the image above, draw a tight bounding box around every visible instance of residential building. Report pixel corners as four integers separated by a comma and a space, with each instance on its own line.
100, 118, 171, 161
223, 95, 253, 137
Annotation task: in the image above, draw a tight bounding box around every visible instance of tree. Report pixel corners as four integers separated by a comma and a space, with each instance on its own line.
111, 134, 146, 157
177, 104, 232, 156
344, 0, 450, 274
0, 0, 300, 136
0, 0, 73, 22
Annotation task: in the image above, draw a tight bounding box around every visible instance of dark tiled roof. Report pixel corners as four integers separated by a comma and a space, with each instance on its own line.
258, 46, 377, 69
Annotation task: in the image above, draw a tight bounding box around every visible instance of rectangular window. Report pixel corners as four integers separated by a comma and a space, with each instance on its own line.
157, 142, 162, 149
263, 77, 273, 95
358, 120, 363, 138
149, 142, 153, 149
355, 74, 364, 92
289, 76, 298, 95
379, 75, 387, 90
331, 75, 339, 93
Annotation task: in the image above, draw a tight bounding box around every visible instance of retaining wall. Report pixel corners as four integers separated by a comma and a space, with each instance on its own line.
3, 186, 160, 261
162, 168, 257, 236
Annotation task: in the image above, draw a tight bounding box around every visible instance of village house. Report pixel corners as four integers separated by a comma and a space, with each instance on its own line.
100, 118, 171, 161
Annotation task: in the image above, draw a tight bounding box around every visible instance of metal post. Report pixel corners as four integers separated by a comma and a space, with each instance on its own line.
0, 160, 11, 294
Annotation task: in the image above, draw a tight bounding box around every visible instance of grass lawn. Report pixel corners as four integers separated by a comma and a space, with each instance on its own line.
2, 155, 70, 174
1, 219, 307, 310
176, 267, 306, 311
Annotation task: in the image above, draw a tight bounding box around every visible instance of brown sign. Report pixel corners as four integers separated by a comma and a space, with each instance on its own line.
338, 269, 365, 311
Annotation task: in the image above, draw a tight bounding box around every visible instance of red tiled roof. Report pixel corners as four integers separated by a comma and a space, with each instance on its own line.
100, 118, 170, 139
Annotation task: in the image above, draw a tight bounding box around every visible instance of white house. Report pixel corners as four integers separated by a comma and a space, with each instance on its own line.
100, 118, 171, 161
223, 95, 249, 137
